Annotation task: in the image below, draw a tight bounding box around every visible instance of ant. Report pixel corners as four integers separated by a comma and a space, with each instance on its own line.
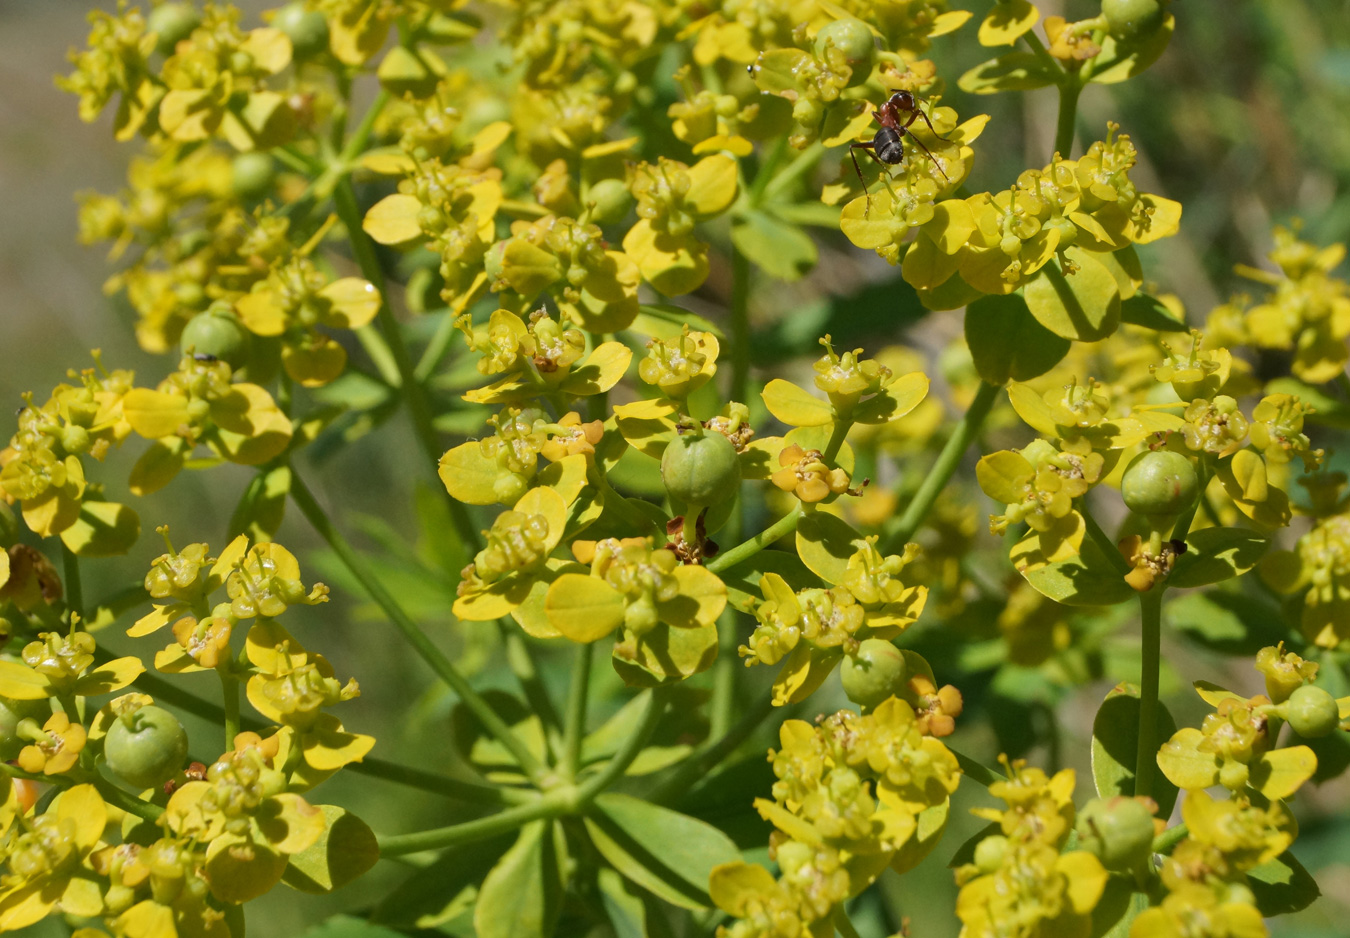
850, 91, 951, 214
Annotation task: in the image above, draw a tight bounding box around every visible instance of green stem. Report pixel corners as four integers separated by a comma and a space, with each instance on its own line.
338, 89, 391, 164
707, 507, 802, 574
1134, 588, 1163, 801
378, 791, 559, 856
220, 667, 240, 751
378, 689, 668, 856
2, 760, 165, 822
729, 247, 751, 405
576, 687, 668, 802
823, 417, 852, 465
884, 381, 1000, 551
289, 468, 548, 784
762, 141, 826, 204
500, 623, 563, 759
1079, 500, 1132, 575
414, 308, 459, 383
949, 747, 1008, 789
1152, 823, 1188, 855
1170, 460, 1210, 546
110, 652, 518, 802
224, 902, 245, 938
330, 176, 481, 551
354, 325, 403, 388
562, 641, 593, 780
649, 693, 775, 805
709, 609, 739, 740
1054, 77, 1083, 159
61, 544, 82, 626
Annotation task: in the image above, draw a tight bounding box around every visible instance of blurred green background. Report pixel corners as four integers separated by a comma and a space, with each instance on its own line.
3, 1, 1350, 936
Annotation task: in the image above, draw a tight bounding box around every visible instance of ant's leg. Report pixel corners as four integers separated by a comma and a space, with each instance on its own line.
913, 106, 952, 143
850, 143, 874, 216
904, 131, 950, 183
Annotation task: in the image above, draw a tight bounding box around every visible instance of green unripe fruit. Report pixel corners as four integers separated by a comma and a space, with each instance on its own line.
1121, 450, 1198, 518
840, 638, 907, 709
103, 705, 189, 789
586, 178, 632, 225
180, 307, 252, 369
1219, 760, 1249, 791
1286, 685, 1340, 738
148, 3, 201, 56
1100, 0, 1167, 39
273, 2, 330, 58
61, 425, 92, 455
661, 430, 741, 509
1075, 797, 1156, 871
972, 835, 1008, 874
231, 152, 275, 200
813, 19, 876, 87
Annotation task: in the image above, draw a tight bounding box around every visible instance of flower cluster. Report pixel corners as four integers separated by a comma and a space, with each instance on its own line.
711, 698, 962, 938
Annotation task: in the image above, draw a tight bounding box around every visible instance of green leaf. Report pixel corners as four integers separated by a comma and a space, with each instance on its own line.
1170, 528, 1269, 589
59, 500, 141, 557
1089, 15, 1174, 85
731, 210, 818, 282
1247, 850, 1320, 916
1090, 877, 1142, 938
1165, 590, 1287, 654
371, 835, 514, 929
584, 792, 741, 909
229, 465, 292, 543
965, 293, 1071, 386
1017, 530, 1135, 607
761, 379, 833, 427
474, 821, 563, 938
1023, 247, 1121, 342
795, 510, 866, 585
632, 304, 725, 339
957, 52, 1057, 94
1090, 683, 1179, 818
1119, 293, 1186, 332
947, 821, 1001, 868
299, 915, 407, 938
282, 806, 379, 894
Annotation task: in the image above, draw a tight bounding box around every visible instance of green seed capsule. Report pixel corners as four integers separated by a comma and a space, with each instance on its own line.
813, 19, 876, 87
148, 3, 201, 56
104, 705, 189, 790
661, 430, 741, 509
1075, 797, 1156, 871
1286, 684, 1340, 738
1100, 0, 1167, 39
180, 307, 252, 369
273, 2, 330, 59
840, 638, 907, 709
1120, 450, 1198, 518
